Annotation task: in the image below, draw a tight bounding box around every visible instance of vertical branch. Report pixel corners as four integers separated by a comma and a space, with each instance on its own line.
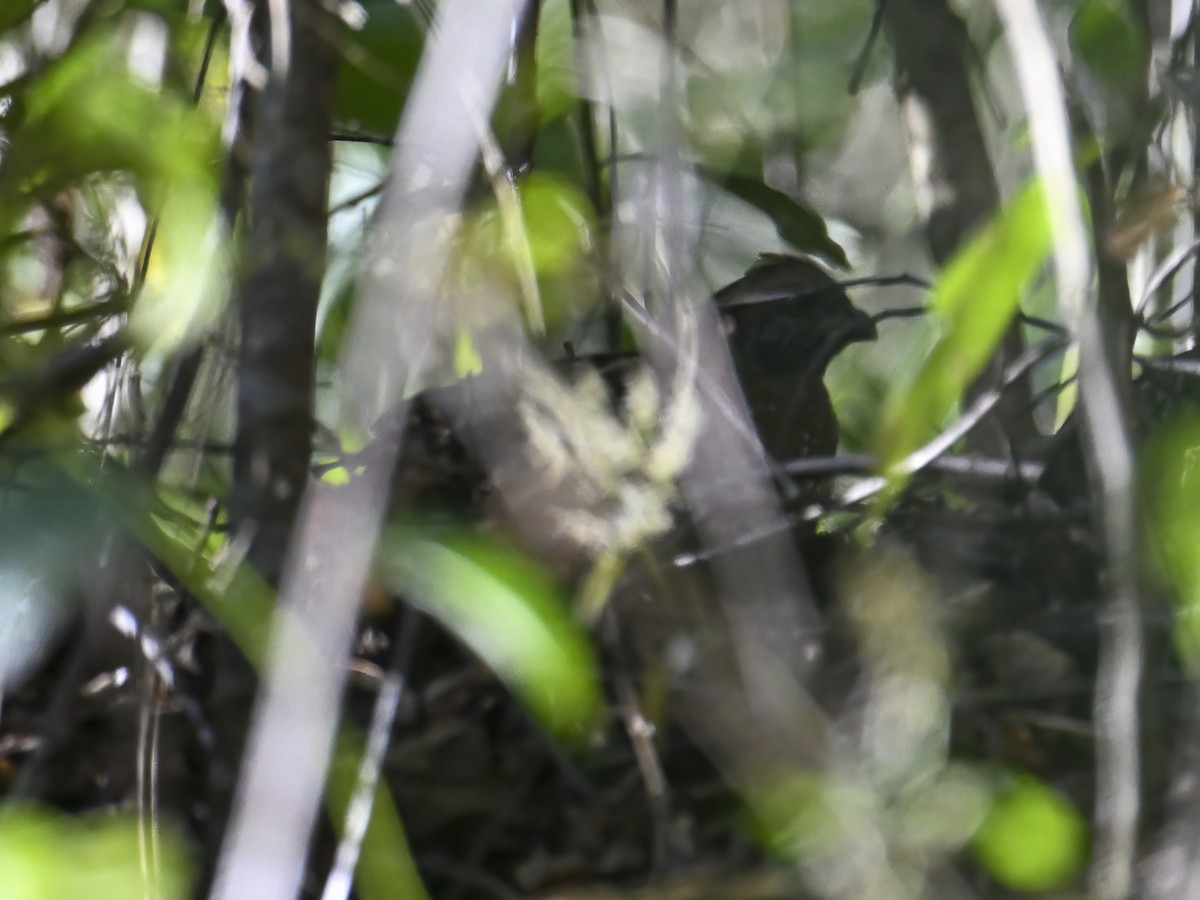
994, 3, 1141, 899
230, 1, 335, 586
215, 2, 528, 898
206, 0, 338, 891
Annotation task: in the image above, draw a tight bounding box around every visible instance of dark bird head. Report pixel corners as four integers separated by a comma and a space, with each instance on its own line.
714, 253, 876, 379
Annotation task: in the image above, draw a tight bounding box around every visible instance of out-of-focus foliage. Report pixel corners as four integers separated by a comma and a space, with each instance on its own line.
876, 180, 1054, 473
751, 549, 990, 896
327, 730, 430, 900
456, 172, 598, 331
376, 528, 602, 740
1143, 417, 1200, 672
0, 808, 191, 900
335, 0, 425, 134
0, 5, 226, 363
535, 0, 579, 123
1069, 0, 1150, 146
13, 35, 217, 199
972, 774, 1089, 892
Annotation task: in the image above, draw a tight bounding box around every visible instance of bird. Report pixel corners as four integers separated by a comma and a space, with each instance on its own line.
380, 253, 878, 560
713, 253, 877, 461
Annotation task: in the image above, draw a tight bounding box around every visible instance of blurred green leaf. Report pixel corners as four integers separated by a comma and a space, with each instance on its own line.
972, 775, 1088, 892
14, 32, 218, 198
751, 772, 876, 862
461, 172, 597, 329
506, 173, 594, 277
876, 179, 1054, 472
376, 528, 601, 739
0, 808, 191, 900
1070, 1, 1147, 98
0, 0, 41, 31
129, 182, 230, 358
536, 0, 579, 122
336, 1, 424, 134
717, 173, 849, 268
1143, 416, 1200, 672
328, 730, 431, 900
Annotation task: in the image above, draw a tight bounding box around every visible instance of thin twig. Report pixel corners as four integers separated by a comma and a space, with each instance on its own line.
995, 4, 1141, 897
321, 608, 421, 900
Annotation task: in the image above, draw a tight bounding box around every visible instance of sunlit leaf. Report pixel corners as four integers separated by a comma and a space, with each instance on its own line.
376, 528, 601, 739
972, 775, 1088, 892
129, 182, 230, 357
453, 331, 483, 378
16, 33, 218, 197
524, 175, 594, 272
876, 179, 1055, 472
0, 808, 191, 900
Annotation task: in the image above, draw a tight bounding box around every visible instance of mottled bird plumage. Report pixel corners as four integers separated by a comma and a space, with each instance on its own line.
714, 254, 876, 459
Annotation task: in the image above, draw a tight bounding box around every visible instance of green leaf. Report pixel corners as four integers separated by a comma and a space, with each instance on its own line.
718, 173, 849, 268
536, 0, 579, 122
376, 528, 601, 739
15, 33, 219, 197
513, 173, 595, 276
1070, 0, 1147, 98
1143, 417, 1200, 672
462, 172, 598, 328
327, 730, 431, 900
972, 775, 1088, 892
750, 772, 876, 862
129, 181, 231, 358
875, 179, 1055, 472
0, 0, 41, 32
0, 808, 191, 900
336, 1, 424, 134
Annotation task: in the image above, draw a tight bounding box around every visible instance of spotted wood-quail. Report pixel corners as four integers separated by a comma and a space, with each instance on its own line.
714, 253, 877, 460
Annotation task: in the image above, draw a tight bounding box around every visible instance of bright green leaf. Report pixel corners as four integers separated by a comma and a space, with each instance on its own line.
376, 528, 601, 739
0, 808, 191, 900
972, 775, 1088, 892
16, 33, 218, 198
876, 179, 1055, 472
129, 182, 230, 358
454, 331, 484, 378
519, 174, 595, 275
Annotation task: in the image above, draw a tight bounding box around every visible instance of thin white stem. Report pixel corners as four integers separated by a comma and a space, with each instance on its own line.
993, 3, 1141, 898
